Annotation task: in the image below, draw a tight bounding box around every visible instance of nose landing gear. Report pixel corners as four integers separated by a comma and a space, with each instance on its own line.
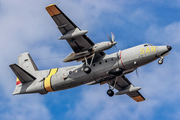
158, 56, 164, 65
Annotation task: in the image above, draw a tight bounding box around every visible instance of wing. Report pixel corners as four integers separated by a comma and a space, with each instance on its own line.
110, 76, 145, 102
45, 4, 105, 60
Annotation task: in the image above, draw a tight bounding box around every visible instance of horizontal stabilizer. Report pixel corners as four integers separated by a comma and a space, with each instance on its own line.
10, 64, 36, 83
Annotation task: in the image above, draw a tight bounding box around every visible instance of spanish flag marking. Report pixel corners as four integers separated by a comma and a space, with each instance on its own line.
16, 78, 21, 85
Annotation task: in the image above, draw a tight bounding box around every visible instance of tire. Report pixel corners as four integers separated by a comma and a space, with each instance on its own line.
83, 66, 91, 74
158, 60, 163, 65
107, 89, 114, 97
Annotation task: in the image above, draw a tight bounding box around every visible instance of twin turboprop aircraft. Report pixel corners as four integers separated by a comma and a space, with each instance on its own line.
9, 4, 172, 102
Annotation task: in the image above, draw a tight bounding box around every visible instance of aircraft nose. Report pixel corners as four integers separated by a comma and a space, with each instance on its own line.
167, 46, 172, 51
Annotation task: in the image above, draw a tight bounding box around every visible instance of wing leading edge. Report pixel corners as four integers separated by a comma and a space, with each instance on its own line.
110, 76, 145, 102
46, 4, 105, 62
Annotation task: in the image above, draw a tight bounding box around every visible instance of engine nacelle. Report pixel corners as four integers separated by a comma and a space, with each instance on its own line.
63, 41, 117, 62
89, 41, 116, 53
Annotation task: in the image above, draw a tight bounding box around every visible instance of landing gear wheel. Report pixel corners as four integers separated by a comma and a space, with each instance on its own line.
107, 89, 114, 97
83, 66, 91, 74
158, 60, 163, 65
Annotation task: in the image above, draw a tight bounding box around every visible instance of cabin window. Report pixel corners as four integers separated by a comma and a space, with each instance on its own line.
111, 58, 114, 61
99, 62, 102, 65
69, 71, 72, 74
74, 69, 78, 73
93, 63, 96, 66
105, 59, 108, 63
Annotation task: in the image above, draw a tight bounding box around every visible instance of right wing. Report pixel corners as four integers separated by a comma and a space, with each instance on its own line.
109, 76, 145, 102
45, 4, 105, 61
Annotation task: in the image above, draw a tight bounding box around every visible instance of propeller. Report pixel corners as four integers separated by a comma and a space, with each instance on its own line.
136, 69, 139, 77
108, 32, 116, 44
108, 32, 118, 51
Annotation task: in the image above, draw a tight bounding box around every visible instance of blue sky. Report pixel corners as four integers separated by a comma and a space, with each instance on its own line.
0, 0, 180, 120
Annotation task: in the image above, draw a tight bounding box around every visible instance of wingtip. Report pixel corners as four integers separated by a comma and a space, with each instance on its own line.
46, 3, 61, 17
46, 2, 60, 8
46, 4, 56, 8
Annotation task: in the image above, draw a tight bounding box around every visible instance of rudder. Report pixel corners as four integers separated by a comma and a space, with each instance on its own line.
18, 52, 38, 77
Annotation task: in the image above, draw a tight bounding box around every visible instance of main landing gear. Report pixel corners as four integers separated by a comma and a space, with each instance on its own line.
83, 53, 95, 74
83, 66, 91, 74
107, 89, 114, 97
158, 56, 164, 65
107, 77, 118, 97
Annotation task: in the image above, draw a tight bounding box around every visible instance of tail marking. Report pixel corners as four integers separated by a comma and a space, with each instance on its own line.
16, 78, 21, 85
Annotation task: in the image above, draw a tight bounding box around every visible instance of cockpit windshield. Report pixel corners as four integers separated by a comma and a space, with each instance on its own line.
144, 44, 153, 47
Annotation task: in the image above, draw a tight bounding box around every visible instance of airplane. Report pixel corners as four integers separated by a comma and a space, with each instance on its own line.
9, 4, 172, 102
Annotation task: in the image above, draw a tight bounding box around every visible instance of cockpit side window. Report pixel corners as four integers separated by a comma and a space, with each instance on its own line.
148, 44, 153, 46
144, 44, 153, 47
144, 44, 148, 47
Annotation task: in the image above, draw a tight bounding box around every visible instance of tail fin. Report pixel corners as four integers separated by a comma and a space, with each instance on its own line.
18, 52, 38, 77
10, 53, 38, 95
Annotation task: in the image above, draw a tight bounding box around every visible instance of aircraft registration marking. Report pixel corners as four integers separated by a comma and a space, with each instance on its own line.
44, 68, 58, 92
140, 46, 156, 55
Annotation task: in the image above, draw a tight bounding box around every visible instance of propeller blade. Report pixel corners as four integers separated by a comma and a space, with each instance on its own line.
108, 32, 115, 43
108, 33, 112, 42
114, 45, 119, 51
111, 32, 115, 43
136, 69, 139, 77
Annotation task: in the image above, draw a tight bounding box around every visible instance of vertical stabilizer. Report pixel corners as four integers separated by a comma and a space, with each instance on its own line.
9, 52, 46, 95
18, 52, 38, 77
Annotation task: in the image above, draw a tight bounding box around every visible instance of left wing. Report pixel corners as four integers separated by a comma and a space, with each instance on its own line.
45, 4, 105, 62
110, 76, 145, 102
